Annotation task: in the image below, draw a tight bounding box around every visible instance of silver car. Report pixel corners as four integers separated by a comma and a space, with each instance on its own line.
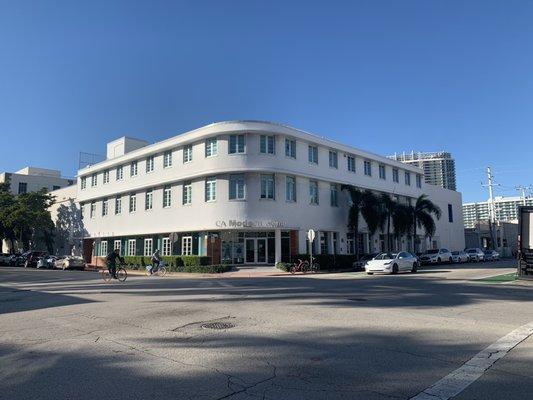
452, 251, 469, 263
465, 248, 485, 262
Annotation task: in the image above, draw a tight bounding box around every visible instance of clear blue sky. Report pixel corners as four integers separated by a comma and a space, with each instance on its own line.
1, 0, 532, 203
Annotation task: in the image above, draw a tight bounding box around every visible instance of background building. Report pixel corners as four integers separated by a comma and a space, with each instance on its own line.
389, 151, 457, 191
0, 166, 74, 195
65, 121, 464, 265
462, 196, 533, 228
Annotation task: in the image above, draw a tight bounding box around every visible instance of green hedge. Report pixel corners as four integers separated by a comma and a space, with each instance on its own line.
290, 254, 356, 270
121, 255, 211, 271
275, 262, 293, 272
181, 264, 233, 273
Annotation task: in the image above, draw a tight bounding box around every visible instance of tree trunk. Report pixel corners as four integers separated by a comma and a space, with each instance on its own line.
412, 216, 417, 254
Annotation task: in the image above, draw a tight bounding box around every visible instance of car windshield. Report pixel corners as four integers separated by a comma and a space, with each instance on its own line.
467, 249, 477, 253
426, 250, 439, 254
374, 253, 397, 260
452, 251, 460, 255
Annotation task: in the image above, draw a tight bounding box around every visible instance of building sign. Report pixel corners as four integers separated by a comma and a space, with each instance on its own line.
215, 219, 285, 229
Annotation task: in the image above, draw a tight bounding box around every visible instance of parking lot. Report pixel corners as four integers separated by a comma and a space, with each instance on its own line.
1, 260, 532, 400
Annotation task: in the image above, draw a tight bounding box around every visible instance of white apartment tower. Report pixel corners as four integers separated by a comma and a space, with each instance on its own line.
389, 151, 457, 191
463, 196, 533, 228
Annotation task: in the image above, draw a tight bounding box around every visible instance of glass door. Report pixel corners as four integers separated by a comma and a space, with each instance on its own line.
245, 239, 255, 264
257, 238, 267, 263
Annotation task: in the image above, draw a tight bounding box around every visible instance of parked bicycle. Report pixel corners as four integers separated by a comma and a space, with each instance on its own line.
290, 259, 320, 274
145, 261, 167, 277
101, 263, 128, 283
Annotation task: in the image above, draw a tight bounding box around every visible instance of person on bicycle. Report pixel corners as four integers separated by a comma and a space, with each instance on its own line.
150, 249, 161, 275
106, 248, 124, 279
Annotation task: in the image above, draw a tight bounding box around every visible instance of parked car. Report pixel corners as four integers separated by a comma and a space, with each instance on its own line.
8, 253, 24, 267
483, 249, 500, 261
419, 248, 453, 265
465, 248, 485, 262
54, 256, 86, 270
0, 253, 11, 265
23, 251, 47, 268
365, 251, 418, 274
36, 255, 58, 269
352, 252, 380, 270
451, 250, 470, 263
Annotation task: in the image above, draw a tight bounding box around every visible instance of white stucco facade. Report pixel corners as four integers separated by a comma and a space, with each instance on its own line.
72, 121, 464, 264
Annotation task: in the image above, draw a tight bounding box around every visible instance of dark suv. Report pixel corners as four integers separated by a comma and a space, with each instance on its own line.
23, 251, 47, 268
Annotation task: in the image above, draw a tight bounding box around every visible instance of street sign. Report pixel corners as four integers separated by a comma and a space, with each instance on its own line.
307, 229, 316, 242
169, 232, 178, 242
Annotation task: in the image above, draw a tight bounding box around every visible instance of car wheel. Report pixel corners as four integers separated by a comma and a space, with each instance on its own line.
448, 257, 453, 264
392, 264, 398, 274
411, 262, 418, 273
437, 257, 441, 264
24, 261, 29, 268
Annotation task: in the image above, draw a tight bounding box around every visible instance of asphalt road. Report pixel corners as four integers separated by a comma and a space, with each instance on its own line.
0, 261, 532, 400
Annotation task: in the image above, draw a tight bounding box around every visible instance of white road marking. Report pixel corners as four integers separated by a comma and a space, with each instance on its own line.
410, 322, 533, 400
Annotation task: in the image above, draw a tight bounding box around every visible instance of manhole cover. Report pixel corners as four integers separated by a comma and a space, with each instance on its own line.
201, 322, 235, 330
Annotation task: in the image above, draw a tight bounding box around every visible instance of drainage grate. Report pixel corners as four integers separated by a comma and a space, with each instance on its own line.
201, 322, 235, 330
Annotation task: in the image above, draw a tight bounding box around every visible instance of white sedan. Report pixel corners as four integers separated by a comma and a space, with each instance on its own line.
452, 251, 470, 263
365, 252, 419, 275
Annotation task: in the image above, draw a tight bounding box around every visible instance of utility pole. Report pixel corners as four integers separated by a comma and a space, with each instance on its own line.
482, 167, 500, 249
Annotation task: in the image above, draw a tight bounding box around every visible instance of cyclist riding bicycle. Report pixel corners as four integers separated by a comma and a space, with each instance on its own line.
150, 249, 161, 275
106, 248, 125, 279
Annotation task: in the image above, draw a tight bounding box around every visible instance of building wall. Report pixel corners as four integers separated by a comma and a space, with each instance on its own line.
0, 170, 74, 195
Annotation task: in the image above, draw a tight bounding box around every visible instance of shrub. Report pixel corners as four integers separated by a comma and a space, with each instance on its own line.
275, 262, 293, 272
290, 254, 356, 270
180, 264, 233, 273
121, 255, 211, 270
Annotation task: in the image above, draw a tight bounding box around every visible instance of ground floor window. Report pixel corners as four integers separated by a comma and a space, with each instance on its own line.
182, 236, 192, 255
128, 239, 136, 256
114, 240, 121, 255
144, 238, 153, 257
320, 232, 328, 254
162, 237, 172, 256
100, 240, 108, 256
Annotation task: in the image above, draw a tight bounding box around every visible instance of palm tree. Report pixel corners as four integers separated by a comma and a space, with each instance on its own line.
341, 186, 380, 260
379, 194, 414, 252
409, 194, 442, 253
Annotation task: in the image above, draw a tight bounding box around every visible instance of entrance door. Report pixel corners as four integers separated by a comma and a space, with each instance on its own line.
257, 238, 267, 263
245, 239, 255, 264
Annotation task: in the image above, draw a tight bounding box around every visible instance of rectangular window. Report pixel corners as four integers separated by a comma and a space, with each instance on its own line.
181, 236, 192, 256
205, 137, 218, 157
146, 156, 154, 173
116, 165, 124, 180
90, 202, 96, 218
286, 176, 296, 202
53, 185, 60, 191
330, 184, 339, 207
448, 204, 454, 223
183, 181, 192, 205
205, 177, 217, 202
163, 150, 173, 168
416, 174, 422, 188
162, 237, 172, 256
308, 145, 318, 164
18, 182, 27, 194
329, 151, 338, 168
115, 196, 122, 214
229, 134, 246, 154
347, 156, 356, 173
309, 181, 319, 205
260, 174, 275, 199
260, 135, 275, 154
103, 170, 110, 184
145, 189, 153, 210
129, 193, 137, 213
80, 203, 85, 219
229, 174, 246, 200
364, 160, 372, 176
405, 171, 411, 186
102, 198, 108, 216
379, 164, 386, 180
91, 173, 97, 187
127, 239, 136, 256
100, 241, 108, 257
163, 185, 172, 208
183, 144, 193, 163
285, 139, 296, 158
80, 177, 87, 190
130, 161, 138, 177
114, 240, 121, 253
393, 168, 399, 183
144, 238, 153, 257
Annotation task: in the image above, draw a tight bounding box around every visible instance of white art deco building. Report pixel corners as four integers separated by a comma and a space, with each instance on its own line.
70, 121, 464, 265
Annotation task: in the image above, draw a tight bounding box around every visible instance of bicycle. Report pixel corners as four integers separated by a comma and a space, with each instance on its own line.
145, 261, 167, 277
101, 264, 128, 283
290, 259, 320, 274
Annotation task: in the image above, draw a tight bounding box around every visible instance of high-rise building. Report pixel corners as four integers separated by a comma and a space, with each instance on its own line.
462, 196, 533, 228
389, 151, 456, 191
